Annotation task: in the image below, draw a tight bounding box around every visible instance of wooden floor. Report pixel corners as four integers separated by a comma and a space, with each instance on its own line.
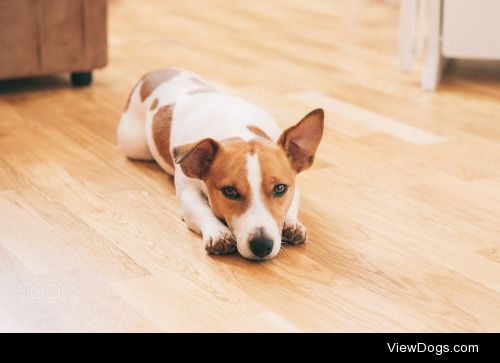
1, 0, 500, 332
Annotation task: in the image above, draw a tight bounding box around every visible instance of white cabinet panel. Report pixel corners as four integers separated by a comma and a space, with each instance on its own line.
442, 0, 500, 59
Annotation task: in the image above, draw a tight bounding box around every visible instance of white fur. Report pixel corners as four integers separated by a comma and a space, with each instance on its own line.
118, 69, 298, 260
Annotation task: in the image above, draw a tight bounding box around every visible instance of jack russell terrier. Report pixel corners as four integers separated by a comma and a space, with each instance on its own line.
117, 68, 324, 260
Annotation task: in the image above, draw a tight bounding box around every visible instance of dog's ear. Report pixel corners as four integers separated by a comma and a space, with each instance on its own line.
173, 138, 219, 179
278, 108, 324, 173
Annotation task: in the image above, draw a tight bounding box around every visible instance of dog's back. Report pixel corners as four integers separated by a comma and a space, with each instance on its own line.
118, 68, 281, 175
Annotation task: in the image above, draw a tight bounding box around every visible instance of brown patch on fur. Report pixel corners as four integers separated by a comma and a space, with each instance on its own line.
140, 69, 180, 102
247, 125, 271, 140
150, 98, 159, 111
152, 104, 175, 168
174, 137, 298, 234
203, 140, 253, 227
221, 137, 244, 143
204, 139, 295, 232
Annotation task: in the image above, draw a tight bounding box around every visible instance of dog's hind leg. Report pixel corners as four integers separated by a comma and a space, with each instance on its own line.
117, 85, 153, 161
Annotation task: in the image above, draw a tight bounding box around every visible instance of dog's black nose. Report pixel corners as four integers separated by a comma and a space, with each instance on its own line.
249, 237, 273, 258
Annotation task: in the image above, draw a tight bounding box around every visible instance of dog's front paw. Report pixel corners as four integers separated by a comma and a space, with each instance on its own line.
204, 230, 237, 255
282, 220, 308, 245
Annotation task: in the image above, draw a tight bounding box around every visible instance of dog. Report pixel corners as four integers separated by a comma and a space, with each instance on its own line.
117, 68, 324, 260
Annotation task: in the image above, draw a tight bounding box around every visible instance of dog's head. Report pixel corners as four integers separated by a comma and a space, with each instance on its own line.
173, 109, 324, 260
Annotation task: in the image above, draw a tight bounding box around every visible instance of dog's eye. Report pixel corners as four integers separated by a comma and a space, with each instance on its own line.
272, 183, 288, 197
221, 186, 241, 200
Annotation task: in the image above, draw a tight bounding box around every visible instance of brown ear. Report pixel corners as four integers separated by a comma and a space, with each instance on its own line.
278, 109, 324, 173
173, 138, 219, 179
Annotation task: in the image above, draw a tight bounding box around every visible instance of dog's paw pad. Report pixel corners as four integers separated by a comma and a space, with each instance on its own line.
282, 221, 307, 245
205, 231, 237, 255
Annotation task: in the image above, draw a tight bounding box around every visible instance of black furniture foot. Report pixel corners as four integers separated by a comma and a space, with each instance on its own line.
71, 72, 92, 86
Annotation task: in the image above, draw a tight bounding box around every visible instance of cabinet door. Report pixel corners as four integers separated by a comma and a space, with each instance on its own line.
0, 0, 40, 79
40, 0, 85, 71
442, 0, 500, 59
0, 0, 107, 79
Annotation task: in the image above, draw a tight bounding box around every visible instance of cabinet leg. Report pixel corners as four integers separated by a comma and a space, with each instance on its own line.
71, 72, 92, 87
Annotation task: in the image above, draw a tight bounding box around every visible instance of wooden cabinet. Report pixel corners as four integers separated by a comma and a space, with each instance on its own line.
0, 0, 107, 85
